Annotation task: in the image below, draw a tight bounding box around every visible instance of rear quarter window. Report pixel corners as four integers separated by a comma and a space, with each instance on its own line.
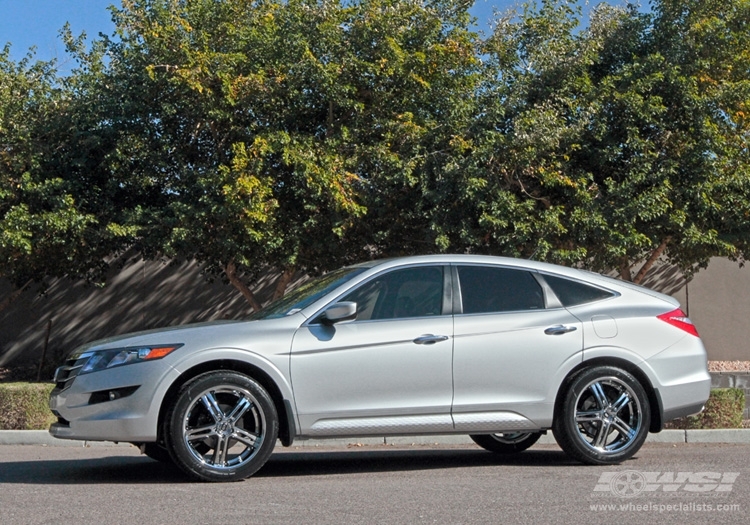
542, 274, 615, 307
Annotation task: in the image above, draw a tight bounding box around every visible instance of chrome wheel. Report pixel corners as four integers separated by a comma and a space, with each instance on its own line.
182, 385, 266, 469
470, 431, 541, 453
553, 366, 650, 465
573, 376, 642, 454
166, 371, 278, 481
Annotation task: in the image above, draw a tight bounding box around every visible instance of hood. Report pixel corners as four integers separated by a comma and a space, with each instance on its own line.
68, 320, 243, 357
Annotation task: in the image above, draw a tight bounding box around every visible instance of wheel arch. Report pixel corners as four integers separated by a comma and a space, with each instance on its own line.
554, 357, 663, 433
157, 359, 296, 447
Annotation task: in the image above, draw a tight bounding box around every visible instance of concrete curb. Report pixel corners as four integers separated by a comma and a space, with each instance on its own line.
2, 429, 749, 448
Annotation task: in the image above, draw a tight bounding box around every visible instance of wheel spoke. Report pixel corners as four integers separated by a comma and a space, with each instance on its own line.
575, 409, 602, 423
226, 395, 252, 425
611, 416, 636, 441
611, 391, 631, 413
592, 419, 612, 449
232, 427, 260, 449
186, 424, 216, 442
211, 433, 231, 466
589, 382, 609, 409
200, 392, 225, 422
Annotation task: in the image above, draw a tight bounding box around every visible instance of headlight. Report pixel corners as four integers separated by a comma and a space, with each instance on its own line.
78, 345, 183, 375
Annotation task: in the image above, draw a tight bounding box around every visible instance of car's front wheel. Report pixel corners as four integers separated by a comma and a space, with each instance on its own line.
470, 432, 541, 454
553, 366, 650, 465
165, 371, 278, 482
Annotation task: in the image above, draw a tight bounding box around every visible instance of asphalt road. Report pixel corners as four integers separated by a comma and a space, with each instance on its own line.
0, 442, 747, 525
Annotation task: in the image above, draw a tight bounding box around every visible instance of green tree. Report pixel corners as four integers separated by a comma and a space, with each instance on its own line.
0, 47, 110, 313
431, 0, 592, 262
6, 0, 746, 316
72, 0, 481, 310
461, 0, 750, 282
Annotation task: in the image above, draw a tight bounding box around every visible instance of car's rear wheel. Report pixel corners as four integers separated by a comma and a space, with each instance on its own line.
470, 432, 541, 454
553, 366, 650, 465
165, 371, 278, 482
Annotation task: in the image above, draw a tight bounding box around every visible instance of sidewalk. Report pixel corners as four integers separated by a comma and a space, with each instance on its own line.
2, 429, 750, 447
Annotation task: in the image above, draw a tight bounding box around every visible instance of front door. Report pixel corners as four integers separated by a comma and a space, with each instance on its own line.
290, 265, 454, 437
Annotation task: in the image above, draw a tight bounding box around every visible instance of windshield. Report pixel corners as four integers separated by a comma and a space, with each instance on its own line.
249, 266, 368, 320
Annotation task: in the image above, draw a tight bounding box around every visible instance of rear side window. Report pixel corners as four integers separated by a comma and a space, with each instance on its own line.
542, 274, 615, 307
457, 266, 544, 314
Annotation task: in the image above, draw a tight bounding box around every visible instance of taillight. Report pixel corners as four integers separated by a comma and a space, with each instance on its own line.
657, 308, 700, 337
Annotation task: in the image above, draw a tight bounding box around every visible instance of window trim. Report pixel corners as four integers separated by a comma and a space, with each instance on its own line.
532, 273, 563, 309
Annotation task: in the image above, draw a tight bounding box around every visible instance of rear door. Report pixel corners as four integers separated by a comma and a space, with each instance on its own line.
451, 264, 583, 431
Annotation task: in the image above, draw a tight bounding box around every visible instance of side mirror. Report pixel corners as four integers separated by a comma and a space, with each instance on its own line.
320, 302, 357, 325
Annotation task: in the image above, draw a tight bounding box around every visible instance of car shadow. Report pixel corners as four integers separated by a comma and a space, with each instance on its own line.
259, 446, 579, 478
0, 446, 580, 485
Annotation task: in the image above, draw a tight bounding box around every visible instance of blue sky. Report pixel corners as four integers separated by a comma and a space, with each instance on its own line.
0, 0, 528, 63
0, 0, 115, 63
0, 1, 621, 66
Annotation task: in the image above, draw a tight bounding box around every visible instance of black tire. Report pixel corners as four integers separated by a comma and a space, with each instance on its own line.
165, 371, 278, 482
553, 366, 650, 465
139, 442, 173, 463
470, 432, 541, 454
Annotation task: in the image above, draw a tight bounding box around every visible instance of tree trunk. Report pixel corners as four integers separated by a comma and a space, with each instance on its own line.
224, 260, 263, 313
619, 260, 632, 282
272, 267, 296, 301
633, 237, 671, 285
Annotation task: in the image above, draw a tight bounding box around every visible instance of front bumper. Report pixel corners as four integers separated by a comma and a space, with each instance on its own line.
48, 360, 180, 442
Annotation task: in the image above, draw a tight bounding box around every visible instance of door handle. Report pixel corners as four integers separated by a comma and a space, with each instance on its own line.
544, 325, 578, 335
413, 334, 449, 345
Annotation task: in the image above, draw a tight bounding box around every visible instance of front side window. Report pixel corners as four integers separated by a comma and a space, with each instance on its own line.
340, 266, 444, 321
457, 265, 544, 314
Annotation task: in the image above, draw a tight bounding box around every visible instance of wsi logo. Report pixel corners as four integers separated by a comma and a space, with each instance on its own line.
594, 471, 740, 498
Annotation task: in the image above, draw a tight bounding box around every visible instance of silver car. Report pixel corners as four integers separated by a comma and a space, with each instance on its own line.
49, 255, 710, 481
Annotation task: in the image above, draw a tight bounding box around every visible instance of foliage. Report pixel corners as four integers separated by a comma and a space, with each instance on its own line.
55, 0, 481, 309
0, 47, 120, 313
667, 388, 746, 429
0, 382, 56, 430
1, 0, 749, 313
466, 0, 750, 281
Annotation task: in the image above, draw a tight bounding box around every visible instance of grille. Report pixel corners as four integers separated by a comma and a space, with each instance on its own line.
53, 355, 89, 391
